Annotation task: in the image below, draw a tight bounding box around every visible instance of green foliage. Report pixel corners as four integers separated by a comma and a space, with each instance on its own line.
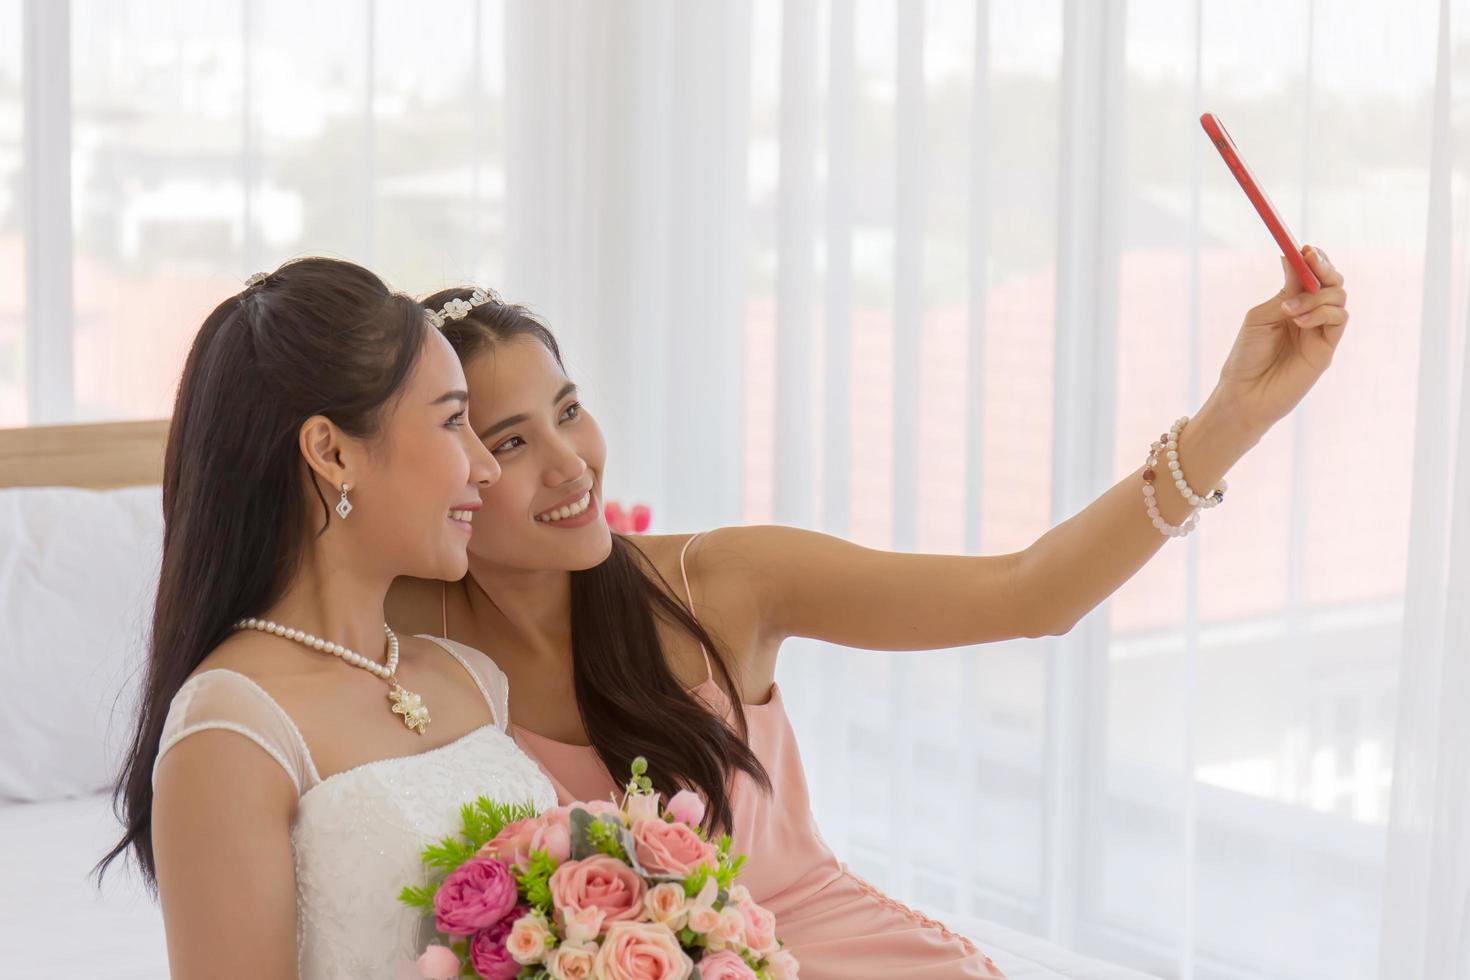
397, 883, 437, 911
399, 796, 539, 910
585, 818, 631, 862
516, 850, 560, 913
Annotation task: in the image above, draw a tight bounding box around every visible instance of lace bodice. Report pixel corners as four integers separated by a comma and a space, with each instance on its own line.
154, 635, 558, 979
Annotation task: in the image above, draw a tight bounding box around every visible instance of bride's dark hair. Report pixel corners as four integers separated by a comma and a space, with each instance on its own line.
99, 257, 429, 888
422, 287, 770, 833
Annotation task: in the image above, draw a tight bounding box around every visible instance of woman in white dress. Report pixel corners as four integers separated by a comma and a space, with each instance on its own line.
98, 258, 558, 979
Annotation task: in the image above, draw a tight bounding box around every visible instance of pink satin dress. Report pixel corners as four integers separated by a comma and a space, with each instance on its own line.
495, 534, 1008, 979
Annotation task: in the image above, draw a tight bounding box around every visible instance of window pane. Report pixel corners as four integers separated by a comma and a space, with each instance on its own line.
63, 0, 509, 423
0, 0, 23, 425
70, 0, 245, 422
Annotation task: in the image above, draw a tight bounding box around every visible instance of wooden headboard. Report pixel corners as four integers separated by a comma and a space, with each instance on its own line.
0, 419, 170, 489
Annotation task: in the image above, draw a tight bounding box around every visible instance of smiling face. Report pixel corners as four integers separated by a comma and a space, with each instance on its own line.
459, 334, 612, 574
339, 326, 501, 582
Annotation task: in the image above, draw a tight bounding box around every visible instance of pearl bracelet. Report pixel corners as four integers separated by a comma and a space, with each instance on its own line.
1140, 416, 1227, 539
1156, 415, 1227, 509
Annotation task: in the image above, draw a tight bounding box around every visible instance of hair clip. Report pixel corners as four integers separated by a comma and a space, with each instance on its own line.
427, 287, 493, 328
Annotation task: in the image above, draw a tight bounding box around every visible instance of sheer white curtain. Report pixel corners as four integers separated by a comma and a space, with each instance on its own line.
498, 2, 1465, 978
1380, 0, 1470, 974
6, 0, 1466, 977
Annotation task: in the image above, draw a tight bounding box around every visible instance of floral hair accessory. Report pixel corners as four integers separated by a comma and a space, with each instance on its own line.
427, 287, 494, 328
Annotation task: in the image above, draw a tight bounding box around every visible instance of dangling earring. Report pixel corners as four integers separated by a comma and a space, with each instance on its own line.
336, 483, 353, 520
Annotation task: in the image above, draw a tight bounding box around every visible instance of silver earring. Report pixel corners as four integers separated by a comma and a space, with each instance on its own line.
336, 483, 353, 520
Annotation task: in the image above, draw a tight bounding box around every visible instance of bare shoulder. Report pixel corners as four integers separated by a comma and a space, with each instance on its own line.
623, 529, 748, 591
624, 527, 777, 629
153, 714, 299, 813
190, 629, 294, 685
155, 635, 302, 816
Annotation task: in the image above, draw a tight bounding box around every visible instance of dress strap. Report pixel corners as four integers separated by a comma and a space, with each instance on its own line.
418, 635, 509, 731
677, 532, 714, 684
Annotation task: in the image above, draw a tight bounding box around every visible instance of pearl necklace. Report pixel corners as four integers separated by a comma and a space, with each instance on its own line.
233, 617, 431, 735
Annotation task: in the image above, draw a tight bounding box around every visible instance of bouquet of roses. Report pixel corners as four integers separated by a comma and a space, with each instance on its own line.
398, 757, 799, 980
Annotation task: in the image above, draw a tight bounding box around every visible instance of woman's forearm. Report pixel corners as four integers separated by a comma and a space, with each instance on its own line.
1016, 388, 1264, 634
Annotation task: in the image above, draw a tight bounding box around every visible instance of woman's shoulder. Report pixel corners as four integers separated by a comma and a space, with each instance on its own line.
158, 634, 321, 798
624, 528, 773, 639
629, 526, 792, 592
623, 526, 749, 572
185, 630, 294, 691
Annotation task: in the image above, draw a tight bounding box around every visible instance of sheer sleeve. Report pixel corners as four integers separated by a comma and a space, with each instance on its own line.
153, 669, 320, 797
419, 635, 511, 732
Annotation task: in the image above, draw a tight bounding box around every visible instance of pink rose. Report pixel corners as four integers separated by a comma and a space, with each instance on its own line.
594, 921, 694, 980
550, 855, 647, 930
479, 815, 540, 870
506, 910, 554, 965
687, 904, 720, 934
632, 820, 718, 878
481, 810, 574, 870
643, 881, 689, 930
736, 899, 778, 955
706, 906, 745, 951
766, 948, 800, 980
698, 950, 758, 980
546, 943, 598, 980
535, 806, 574, 862
665, 789, 706, 827
469, 906, 524, 980
434, 857, 519, 937
415, 945, 460, 980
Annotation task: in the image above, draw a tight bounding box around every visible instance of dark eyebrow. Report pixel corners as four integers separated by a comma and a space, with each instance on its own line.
476, 382, 579, 441
432, 390, 469, 406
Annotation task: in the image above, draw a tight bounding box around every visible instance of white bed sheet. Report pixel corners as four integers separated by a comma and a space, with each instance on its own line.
0, 793, 1159, 980
0, 793, 169, 977
956, 918, 1162, 980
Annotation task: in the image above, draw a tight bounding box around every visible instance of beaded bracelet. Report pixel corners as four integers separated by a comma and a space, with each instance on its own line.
1142, 464, 1199, 538
1156, 415, 1227, 509
1141, 416, 1227, 539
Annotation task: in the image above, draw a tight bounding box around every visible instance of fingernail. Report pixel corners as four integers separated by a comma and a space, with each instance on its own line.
1283, 298, 1302, 313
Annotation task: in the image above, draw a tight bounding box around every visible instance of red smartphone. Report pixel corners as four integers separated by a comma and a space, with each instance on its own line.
1200, 112, 1320, 293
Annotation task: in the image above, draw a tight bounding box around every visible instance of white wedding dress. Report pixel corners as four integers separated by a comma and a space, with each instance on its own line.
154, 635, 558, 979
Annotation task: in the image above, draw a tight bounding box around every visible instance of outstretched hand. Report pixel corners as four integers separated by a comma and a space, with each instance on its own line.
1212, 245, 1348, 437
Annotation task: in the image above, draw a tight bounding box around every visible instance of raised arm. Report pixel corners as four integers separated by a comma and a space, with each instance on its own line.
714, 246, 1346, 652
1017, 245, 1346, 629
152, 731, 300, 979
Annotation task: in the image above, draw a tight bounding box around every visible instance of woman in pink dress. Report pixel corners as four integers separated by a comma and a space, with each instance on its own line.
388, 249, 1348, 978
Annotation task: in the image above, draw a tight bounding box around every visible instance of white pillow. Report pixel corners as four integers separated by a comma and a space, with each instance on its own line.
0, 485, 162, 803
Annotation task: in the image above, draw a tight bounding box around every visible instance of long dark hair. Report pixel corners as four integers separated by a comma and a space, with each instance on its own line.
100, 258, 430, 888
423, 288, 770, 832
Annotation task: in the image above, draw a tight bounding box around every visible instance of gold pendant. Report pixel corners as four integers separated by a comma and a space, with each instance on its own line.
388, 681, 430, 735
